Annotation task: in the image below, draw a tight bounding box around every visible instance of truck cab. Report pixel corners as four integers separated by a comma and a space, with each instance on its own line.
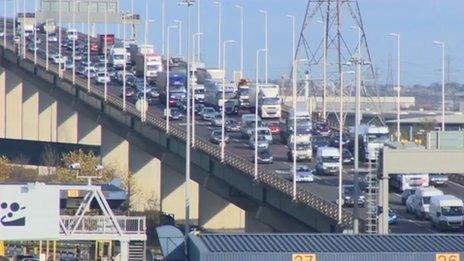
358, 125, 389, 161
315, 147, 340, 175
287, 134, 312, 162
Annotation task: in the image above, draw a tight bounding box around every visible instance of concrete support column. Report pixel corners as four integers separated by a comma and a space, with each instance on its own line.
198, 187, 245, 231
21, 81, 39, 140
245, 210, 274, 233
0, 67, 6, 138
57, 101, 78, 144
101, 127, 129, 175
161, 163, 198, 224
4, 69, 22, 139
77, 113, 101, 146
38, 89, 57, 142
129, 144, 161, 211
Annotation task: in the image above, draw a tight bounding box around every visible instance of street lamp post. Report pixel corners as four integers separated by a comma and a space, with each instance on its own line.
192, 32, 203, 145
254, 48, 267, 181
72, 0, 80, 84
86, 3, 90, 92
45, 18, 53, 71
390, 33, 401, 141
142, 19, 155, 122
161, 0, 165, 56
338, 70, 355, 224
178, 1, 194, 254
292, 58, 308, 201
259, 9, 268, 83
174, 20, 182, 58
21, 0, 25, 58
104, 10, 108, 101
197, 0, 201, 61
123, 14, 127, 111
434, 41, 446, 131
166, 25, 177, 133
286, 15, 295, 66
58, 0, 62, 77
3, 0, 6, 46
235, 5, 244, 78
213, 1, 221, 68
33, 0, 37, 64
221, 40, 236, 162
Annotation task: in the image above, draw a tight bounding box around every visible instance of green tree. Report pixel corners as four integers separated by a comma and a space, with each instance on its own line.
54, 150, 116, 184
0, 156, 12, 182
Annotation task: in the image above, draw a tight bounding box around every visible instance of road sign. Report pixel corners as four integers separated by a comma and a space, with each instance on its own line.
436, 253, 460, 261
292, 253, 316, 261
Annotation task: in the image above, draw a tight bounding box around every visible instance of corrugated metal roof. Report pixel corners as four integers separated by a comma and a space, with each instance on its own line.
193, 234, 464, 253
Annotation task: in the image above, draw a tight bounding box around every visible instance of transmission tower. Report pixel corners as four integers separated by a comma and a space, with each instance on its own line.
294, 0, 384, 119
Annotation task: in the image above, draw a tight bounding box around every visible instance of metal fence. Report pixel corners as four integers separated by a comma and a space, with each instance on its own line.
0, 39, 353, 228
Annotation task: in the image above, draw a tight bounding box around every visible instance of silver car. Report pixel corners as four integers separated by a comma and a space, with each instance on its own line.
249, 135, 269, 150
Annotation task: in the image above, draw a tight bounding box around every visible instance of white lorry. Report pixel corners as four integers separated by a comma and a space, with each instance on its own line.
135, 53, 163, 79
109, 46, 127, 69
390, 174, 430, 192
429, 195, 464, 231
204, 82, 238, 113
357, 124, 390, 161
315, 147, 340, 175
194, 84, 205, 103
250, 84, 282, 119
287, 134, 312, 162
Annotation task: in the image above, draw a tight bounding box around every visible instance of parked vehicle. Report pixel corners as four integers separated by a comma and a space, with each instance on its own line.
225, 120, 241, 132
249, 135, 269, 150
401, 189, 416, 205
429, 173, 448, 186
209, 129, 229, 144
342, 148, 354, 165
164, 107, 183, 120
388, 209, 398, 225
311, 135, 329, 152
339, 184, 365, 207
315, 147, 340, 175
287, 134, 312, 162
257, 148, 273, 164
294, 165, 314, 183
406, 187, 443, 219
200, 107, 219, 121
96, 71, 111, 84
390, 174, 429, 192
429, 195, 464, 231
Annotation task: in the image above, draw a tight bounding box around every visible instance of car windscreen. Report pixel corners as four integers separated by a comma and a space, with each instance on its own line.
322, 156, 338, 162
442, 206, 464, 216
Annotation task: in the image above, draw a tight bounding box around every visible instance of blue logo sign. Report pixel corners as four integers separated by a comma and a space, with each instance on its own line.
0, 201, 26, 227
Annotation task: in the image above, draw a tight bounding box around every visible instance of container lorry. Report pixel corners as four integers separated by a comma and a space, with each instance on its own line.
134, 53, 163, 79
249, 83, 282, 119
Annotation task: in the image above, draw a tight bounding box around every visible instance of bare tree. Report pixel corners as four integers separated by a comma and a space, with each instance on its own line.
41, 145, 60, 175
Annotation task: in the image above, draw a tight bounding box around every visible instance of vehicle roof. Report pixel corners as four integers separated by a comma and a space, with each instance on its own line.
415, 187, 443, 196
430, 195, 463, 206
317, 147, 340, 155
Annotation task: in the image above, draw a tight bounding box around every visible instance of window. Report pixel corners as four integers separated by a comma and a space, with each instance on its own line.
442, 206, 463, 216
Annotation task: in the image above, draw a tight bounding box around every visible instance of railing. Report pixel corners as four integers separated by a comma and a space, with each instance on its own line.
0, 38, 353, 227
60, 216, 146, 235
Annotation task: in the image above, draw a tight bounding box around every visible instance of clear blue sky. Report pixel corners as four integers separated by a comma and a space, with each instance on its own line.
120, 0, 462, 86
17, 0, 464, 86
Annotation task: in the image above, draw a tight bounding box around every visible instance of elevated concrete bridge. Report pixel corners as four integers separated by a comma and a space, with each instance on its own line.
0, 35, 353, 233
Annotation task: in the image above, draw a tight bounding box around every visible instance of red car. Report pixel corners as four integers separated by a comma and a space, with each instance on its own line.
268, 122, 280, 135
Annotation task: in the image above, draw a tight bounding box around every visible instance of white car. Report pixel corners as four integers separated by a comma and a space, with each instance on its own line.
13, 35, 20, 44
96, 72, 111, 84
249, 135, 269, 150
51, 54, 67, 64
210, 115, 222, 127
294, 165, 314, 183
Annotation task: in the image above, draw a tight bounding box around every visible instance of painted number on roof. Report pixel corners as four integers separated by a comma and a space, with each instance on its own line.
292, 253, 316, 261
67, 189, 79, 198
436, 253, 460, 261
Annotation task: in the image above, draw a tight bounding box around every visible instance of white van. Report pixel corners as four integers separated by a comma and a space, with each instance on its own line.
67, 29, 78, 41
406, 187, 443, 219
315, 147, 340, 175
429, 195, 464, 231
